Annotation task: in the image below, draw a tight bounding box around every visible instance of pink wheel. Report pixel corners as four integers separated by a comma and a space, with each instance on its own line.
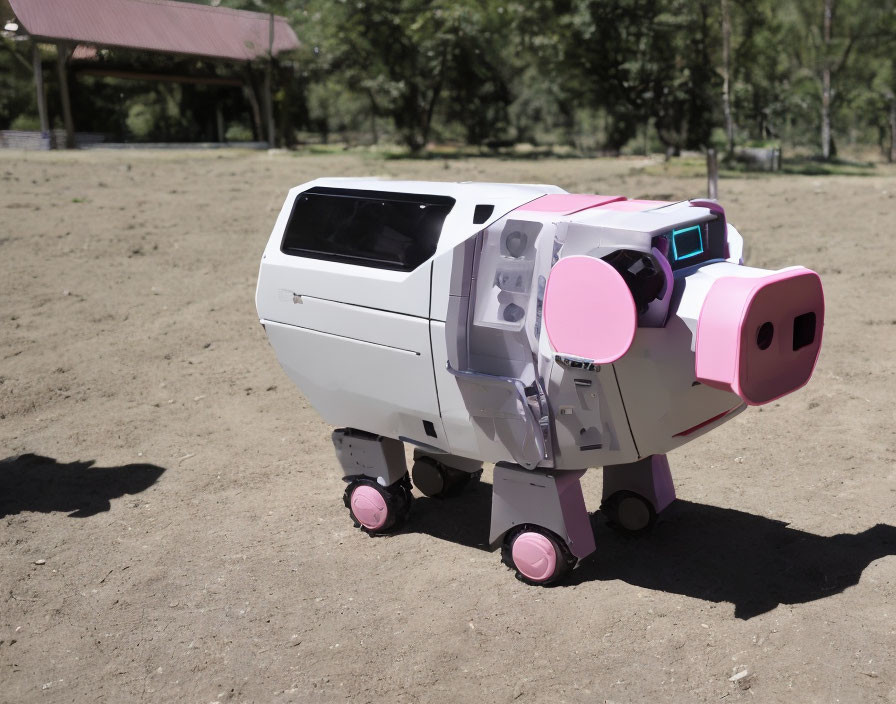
511, 532, 558, 582
342, 476, 412, 535
349, 484, 388, 531
502, 526, 574, 585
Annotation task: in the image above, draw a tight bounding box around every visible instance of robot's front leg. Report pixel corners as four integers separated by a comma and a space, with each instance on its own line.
600, 454, 676, 534
490, 463, 597, 585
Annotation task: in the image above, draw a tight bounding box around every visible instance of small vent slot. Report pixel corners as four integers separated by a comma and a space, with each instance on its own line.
423, 420, 438, 438
473, 204, 495, 224
793, 312, 816, 351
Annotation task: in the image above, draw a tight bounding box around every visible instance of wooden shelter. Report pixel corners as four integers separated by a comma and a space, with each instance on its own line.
5, 0, 299, 147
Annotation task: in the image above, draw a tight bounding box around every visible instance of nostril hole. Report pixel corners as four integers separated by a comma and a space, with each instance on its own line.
793, 312, 817, 351
756, 322, 774, 350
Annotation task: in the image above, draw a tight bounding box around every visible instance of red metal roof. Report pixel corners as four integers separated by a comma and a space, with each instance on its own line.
9, 0, 299, 62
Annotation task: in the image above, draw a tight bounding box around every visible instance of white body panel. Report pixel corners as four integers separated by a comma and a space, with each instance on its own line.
263, 309, 447, 451
613, 324, 745, 457
257, 254, 433, 318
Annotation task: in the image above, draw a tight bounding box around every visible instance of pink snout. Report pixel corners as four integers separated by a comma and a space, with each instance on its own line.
695, 267, 824, 406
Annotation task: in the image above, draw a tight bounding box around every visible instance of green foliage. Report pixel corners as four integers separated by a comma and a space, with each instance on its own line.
225, 123, 254, 141
0, 37, 37, 130
4, 0, 896, 158
10, 113, 39, 130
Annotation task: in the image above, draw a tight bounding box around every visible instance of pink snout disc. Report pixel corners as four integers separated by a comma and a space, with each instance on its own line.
543, 256, 637, 363
511, 532, 558, 582
350, 485, 388, 530
696, 267, 824, 405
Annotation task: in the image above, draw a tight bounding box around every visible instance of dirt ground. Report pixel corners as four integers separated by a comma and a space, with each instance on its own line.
1, 148, 895, 703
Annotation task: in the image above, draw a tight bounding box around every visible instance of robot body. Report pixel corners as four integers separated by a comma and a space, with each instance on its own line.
256, 179, 824, 583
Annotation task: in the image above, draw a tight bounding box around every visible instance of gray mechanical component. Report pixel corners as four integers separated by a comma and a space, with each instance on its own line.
411, 450, 483, 498
332, 428, 407, 486
601, 491, 657, 534
600, 454, 676, 532
489, 462, 596, 559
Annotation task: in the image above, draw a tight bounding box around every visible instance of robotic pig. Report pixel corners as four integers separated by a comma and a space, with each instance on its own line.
256, 180, 824, 584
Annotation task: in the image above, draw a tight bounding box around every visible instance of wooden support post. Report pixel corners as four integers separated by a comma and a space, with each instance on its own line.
264, 13, 276, 147
216, 103, 225, 143
55, 43, 75, 148
263, 63, 274, 146
31, 41, 49, 139
243, 78, 263, 142
706, 148, 719, 200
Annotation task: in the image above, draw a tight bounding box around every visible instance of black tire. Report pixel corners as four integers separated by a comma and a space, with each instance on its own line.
343, 474, 413, 535
600, 490, 657, 535
411, 457, 479, 498
500, 525, 576, 586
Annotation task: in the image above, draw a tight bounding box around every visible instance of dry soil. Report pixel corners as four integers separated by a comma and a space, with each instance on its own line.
1, 149, 895, 703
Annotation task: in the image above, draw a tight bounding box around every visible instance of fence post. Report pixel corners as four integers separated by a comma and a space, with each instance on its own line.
707, 148, 719, 199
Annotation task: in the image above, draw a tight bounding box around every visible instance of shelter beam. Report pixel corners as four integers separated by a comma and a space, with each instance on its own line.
31, 41, 49, 137
55, 43, 75, 148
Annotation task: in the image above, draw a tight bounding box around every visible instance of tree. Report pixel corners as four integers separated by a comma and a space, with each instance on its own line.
785, 0, 893, 159
548, 0, 721, 153
306, 0, 515, 152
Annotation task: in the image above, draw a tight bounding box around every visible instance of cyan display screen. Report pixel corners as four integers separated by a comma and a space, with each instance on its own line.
671, 225, 704, 261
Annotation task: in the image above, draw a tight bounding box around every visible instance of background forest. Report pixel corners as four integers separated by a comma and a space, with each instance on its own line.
2, 0, 896, 160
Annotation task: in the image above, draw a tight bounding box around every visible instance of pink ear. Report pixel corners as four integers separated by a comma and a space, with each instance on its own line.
543, 256, 637, 363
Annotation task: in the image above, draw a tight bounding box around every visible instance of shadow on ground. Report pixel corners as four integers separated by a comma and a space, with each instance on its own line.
0, 453, 166, 518
410, 481, 896, 619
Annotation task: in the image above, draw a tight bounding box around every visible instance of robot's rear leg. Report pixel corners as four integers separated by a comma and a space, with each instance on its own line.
344, 475, 412, 535
600, 454, 676, 534
410, 449, 483, 499
332, 428, 413, 535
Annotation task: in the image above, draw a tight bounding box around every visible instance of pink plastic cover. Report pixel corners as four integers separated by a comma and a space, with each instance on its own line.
511, 532, 558, 582
695, 267, 824, 405
350, 485, 388, 530
516, 194, 624, 215
543, 256, 637, 364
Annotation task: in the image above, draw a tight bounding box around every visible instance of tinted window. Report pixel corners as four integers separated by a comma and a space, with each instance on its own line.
280, 187, 455, 271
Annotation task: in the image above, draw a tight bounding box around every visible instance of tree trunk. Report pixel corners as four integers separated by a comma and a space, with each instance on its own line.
419, 48, 448, 151
365, 90, 379, 145
720, 0, 734, 154
821, 0, 833, 160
